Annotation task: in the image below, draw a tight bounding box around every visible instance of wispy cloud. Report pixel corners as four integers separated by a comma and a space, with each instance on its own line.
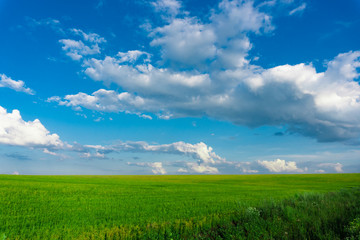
25, 17, 65, 34
289, 3, 306, 16
0, 74, 35, 95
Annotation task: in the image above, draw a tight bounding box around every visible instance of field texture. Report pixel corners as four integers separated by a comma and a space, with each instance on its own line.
0, 174, 360, 239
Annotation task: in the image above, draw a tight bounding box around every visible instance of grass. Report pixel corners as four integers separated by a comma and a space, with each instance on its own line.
0, 174, 359, 239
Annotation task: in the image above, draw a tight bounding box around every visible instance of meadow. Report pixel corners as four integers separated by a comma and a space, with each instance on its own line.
0, 174, 359, 239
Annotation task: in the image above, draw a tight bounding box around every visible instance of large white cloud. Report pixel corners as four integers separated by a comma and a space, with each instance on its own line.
0, 106, 63, 148
149, 0, 270, 69
57, 50, 360, 142
0, 74, 34, 95
83, 55, 211, 98
51, 0, 360, 143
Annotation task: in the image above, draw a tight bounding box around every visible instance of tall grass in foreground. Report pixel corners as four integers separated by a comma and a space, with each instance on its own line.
77, 188, 360, 239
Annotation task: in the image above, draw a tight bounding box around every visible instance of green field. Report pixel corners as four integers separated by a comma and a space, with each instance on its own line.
1, 174, 360, 239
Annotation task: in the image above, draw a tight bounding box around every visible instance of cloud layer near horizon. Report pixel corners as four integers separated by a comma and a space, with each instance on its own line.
0, 105, 349, 174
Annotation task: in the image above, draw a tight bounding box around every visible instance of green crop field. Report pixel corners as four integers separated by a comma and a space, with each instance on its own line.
1, 174, 360, 239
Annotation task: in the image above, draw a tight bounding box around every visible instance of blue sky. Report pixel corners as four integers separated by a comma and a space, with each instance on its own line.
0, 0, 360, 175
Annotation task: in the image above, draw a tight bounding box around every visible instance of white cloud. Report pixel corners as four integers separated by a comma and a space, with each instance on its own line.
59, 28, 106, 60
52, 89, 152, 119
243, 169, 259, 173
51, 1, 360, 143
43, 148, 58, 156
235, 162, 259, 173
212, 0, 273, 38
117, 50, 151, 63
46, 96, 62, 103
315, 169, 325, 173
186, 162, 219, 174
114, 141, 225, 165
70, 28, 106, 44
289, 3, 306, 15
317, 163, 343, 173
149, 0, 271, 69
0, 74, 35, 95
63, 50, 360, 142
83, 56, 211, 97
177, 167, 188, 173
139, 114, 152, 120
0, 106, 63, 149
128, 162, 167, 174
258, 159, 305, 172
81, 141, 224, 174
152, 0, 182, 17
150, 17, 217, 67
59, 39, 101, 60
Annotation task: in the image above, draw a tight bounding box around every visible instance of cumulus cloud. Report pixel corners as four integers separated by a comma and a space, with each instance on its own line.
0, 106, 63, 149
149, 0, 271, 69
0, 74, 35, 95
150, 17, 217, 67
51, 0, 360, 143
212, 0, 273, 37
59, 39, 101, 60
83, 56, 211, 97
317, 163, 343, 173
57, 50, 360, 142
128, 161, 167, 174
258, 159, 305, 173
151, 0, 182, 18
59, 28, 106, 60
